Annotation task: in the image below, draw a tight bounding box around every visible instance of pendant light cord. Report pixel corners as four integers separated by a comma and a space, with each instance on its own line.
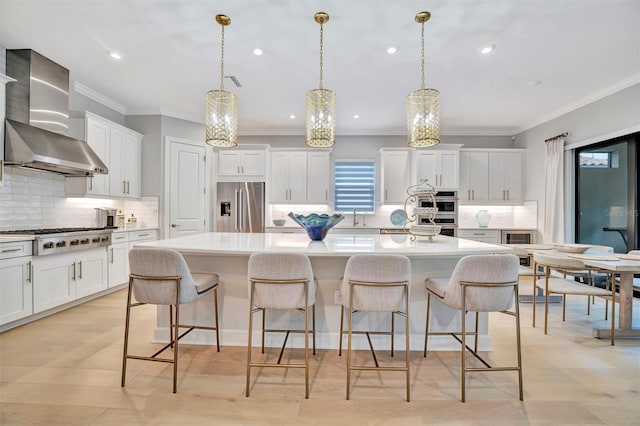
420, 22, 425, 90
220, 24, 226, 91
319, 22, 324, 90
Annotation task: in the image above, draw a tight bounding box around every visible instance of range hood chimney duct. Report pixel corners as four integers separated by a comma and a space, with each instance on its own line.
4, 49, 107, 176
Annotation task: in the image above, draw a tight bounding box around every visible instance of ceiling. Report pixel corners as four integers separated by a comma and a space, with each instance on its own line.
1, 0, 639, 137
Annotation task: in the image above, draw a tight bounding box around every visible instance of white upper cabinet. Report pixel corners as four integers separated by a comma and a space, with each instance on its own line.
306, 151, 331, 203
459, 151, 489, 202
380, 149, 412, 204
416, 150, 459, 190
488, 151, 523, 202
65, 113, 142, 199
269, 149, 330, 204
217, 149, 266, 181
460, 149, 524, 204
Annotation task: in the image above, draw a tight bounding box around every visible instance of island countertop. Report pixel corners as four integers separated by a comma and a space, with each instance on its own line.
137, 232, 511, 257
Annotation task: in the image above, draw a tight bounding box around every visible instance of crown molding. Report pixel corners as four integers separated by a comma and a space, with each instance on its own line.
515, 73, 640, 134
72, 81, 127, 115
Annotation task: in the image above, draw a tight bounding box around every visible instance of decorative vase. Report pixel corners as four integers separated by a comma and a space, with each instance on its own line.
476, 210, 491, 228
288, 212, 344, 241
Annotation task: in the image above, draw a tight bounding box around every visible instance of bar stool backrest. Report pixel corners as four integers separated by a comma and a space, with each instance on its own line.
445, 254, 520, 312
248, 253, 315, 309
129, 247, 199, 305
342, 254, 411, 312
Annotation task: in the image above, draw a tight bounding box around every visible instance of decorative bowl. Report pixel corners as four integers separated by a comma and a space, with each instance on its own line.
272, 219, 286, 226
288, 212, 344, 241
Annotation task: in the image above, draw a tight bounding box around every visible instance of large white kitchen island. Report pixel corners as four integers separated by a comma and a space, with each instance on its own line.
138, 232, 512, 351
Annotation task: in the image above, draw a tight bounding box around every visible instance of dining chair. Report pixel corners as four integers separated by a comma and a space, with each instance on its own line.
246, 252, 316, 398
533, 251, 615, 345
424, 254, 523, 402
122, 247, 220, 393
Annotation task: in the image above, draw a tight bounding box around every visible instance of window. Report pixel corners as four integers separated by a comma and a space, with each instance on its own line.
334, 161, 375, 213
579, 152, 615, 168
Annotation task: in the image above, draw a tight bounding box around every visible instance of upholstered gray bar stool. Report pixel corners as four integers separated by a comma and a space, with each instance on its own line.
339, 254, 411, 401
122, 247, 220, 393
246, 252, 316, 398
424, 254, 523, 402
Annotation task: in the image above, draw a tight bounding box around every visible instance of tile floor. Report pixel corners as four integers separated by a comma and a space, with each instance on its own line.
1, 282, 639, 425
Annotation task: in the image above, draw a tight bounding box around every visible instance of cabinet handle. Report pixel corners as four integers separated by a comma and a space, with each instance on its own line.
110, 248, 114, 263
1, 248, 21, 253
27, 260, 32, 283
78, 261, 83, 279
507, 190, 510, 200
126, 180, 130, 194
467, 189, 470, 200
123, 180, 127, 194
473, 232, 486, 236
472, 189, 475, 200
89, 176, 93, 191
237, 166, 240, 174
325, 189, 328, 201
502, 190, 505, 201
137, 233, 150, 237
72, 262, 76, 281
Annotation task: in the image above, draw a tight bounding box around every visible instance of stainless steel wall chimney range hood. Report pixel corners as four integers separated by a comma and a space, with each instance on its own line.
4, 49, 107, 176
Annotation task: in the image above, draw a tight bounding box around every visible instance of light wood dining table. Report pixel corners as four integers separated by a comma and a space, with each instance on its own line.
585, 256, 640, 338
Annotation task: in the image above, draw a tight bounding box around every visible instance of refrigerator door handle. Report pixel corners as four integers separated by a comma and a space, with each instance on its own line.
234, 189, 240, 231
239, 189, 245, 232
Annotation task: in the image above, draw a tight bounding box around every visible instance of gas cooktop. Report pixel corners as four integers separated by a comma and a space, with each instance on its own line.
0, 227, 117, 235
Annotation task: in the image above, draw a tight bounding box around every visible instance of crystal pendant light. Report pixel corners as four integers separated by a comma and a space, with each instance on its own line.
205, 14, 238, 148
306, 12, 336, 148
407, 11, 440, 148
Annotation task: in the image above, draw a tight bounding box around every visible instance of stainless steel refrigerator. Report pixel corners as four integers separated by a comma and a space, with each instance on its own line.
216, 182, 265, 233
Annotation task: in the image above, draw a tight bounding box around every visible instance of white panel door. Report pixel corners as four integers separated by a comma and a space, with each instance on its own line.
122, 133, 141, 198
32, 254, 75, 314
504, 151, 523, 202
382, 150, 411, 204
75, 249, 108, 299
109, 128, 126, 197
439, 151, 459, 189
169, 141, 206, 238
466, 151, 489, 202
416, 152, 437, 186
307, 151, 330, 203
86, 118, 110, 195
288, 152, 308, 202
270, 152, 291, 202
0, 257, 33, 325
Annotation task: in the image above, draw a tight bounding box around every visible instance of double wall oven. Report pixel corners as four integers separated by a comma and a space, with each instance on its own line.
417, 191, 458, 237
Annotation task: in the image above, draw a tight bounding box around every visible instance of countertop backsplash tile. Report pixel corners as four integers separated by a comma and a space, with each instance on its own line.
0, 168, 159, 231
458, 201, 537, 229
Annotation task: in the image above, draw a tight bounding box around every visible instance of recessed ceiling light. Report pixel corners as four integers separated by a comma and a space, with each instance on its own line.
387, 46, 398, 54
289, 114, 296, 119
528, 80, 542, 87
479, 44, 495, 55
253, 48, 263, 56
109, 52, 122, 60
353, 114, 360, 119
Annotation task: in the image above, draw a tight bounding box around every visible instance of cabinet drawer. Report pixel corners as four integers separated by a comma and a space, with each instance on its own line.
111, 232, 129, 243
458, 229, 500, 244
128, 230, 158, 242
0, 241, 33, 260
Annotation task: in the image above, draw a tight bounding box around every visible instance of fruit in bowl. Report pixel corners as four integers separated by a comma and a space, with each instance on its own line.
272, 219, 286, 226
288, 212, 344, 241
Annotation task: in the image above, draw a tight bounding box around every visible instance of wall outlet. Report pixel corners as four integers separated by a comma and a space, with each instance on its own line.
334, 289, 342, 305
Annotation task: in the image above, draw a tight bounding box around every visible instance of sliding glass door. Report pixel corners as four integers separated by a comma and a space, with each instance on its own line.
575, 134, 638, 252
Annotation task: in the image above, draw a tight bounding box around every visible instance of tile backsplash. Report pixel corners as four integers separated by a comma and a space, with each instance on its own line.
0, 168, 158, 230
458, 201, 537, 229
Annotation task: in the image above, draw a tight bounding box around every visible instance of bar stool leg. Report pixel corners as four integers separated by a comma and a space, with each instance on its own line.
424, 293, 431, 357
214, 287, 220, 352
246, 283, 255, 397
338, 305, 345, 356
121, 277, 134, 388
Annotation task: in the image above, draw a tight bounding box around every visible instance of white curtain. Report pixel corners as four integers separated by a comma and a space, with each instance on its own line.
543, 137, 565, 243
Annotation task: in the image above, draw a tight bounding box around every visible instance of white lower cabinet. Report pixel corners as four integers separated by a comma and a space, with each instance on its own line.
0, 255, 33, 325
32, 248, 107, 314
458, 229, 500, 244
108, 232, 130, 288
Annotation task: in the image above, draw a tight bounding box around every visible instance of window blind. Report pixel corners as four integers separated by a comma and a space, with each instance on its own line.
334, 161, 375, 213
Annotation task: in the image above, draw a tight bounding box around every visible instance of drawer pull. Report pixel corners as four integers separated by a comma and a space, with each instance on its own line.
2, 248, 22, 253
137, 233, 150, 237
